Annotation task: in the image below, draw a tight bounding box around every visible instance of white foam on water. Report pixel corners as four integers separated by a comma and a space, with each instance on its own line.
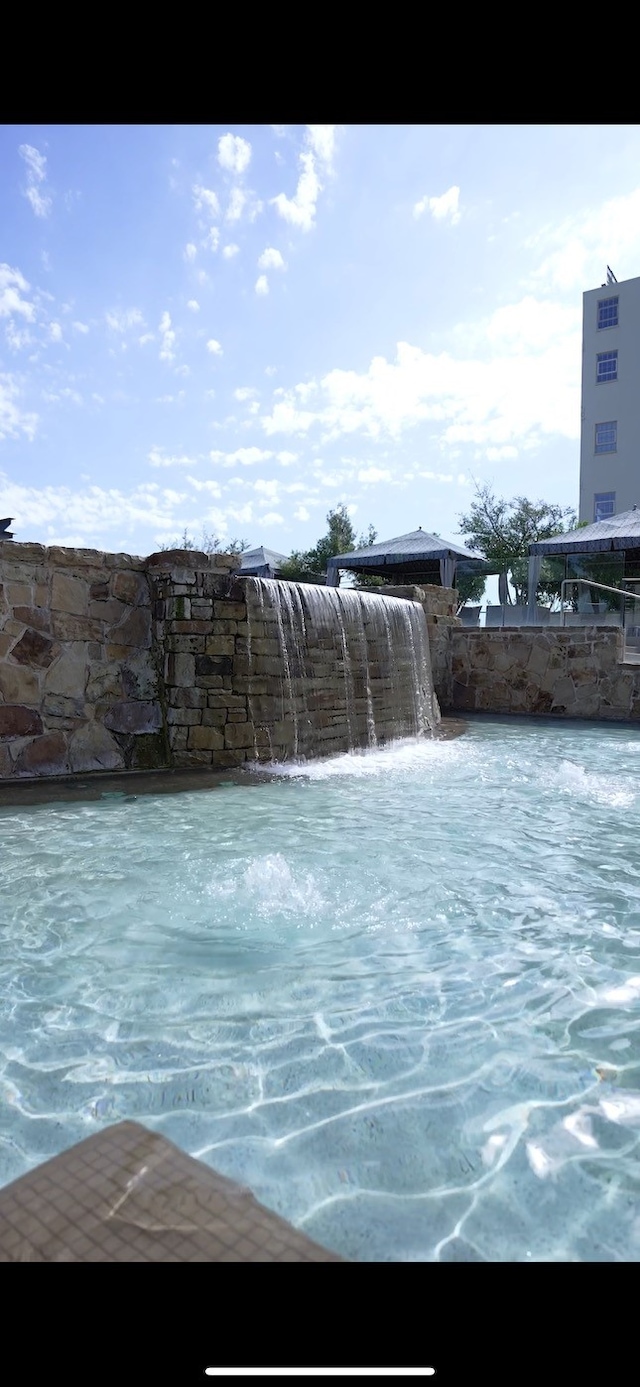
547, 759, 635, 809
208, 853, 325, 919
249, 735, 468, 781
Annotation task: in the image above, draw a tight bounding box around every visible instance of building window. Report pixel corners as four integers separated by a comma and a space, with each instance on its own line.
594, 491, 616, 521
594, 420, 617, 453
597, 296, 619, 329
596, 350, 618, 382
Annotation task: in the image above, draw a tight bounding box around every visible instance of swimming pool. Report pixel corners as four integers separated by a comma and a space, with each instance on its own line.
1, 717, 639, 1261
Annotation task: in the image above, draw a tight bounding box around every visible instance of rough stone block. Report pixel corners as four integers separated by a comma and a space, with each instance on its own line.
10, 628, 57, 668
43, 647, 88, 697
195, 655, 232, 677
188, 725, 225, 751
165, 636, 205, 654
42, 694, 84, 721
201, 707, 228, 726
5, 582, 33, 607
111, 571, 150, 606
111, 607, 152, 648
13, 732, 69, 777
167, 653, 195, 687
214, 601, 246, 622
51, 614, 103, 642
12, 606, 52, 634
204, 636, 235, 657
89, 598, 128, 624
0, 663, 41, 704
104, 701, 162, 734
0, 705, 43, 739
167, 708, 202, 726
223, 722, 255, 749
68, 723, 125, 772
51, 573, 88, 616
169, 687, 207, 708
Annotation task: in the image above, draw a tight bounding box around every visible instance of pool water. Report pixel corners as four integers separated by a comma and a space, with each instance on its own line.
1, 717, 640, 1262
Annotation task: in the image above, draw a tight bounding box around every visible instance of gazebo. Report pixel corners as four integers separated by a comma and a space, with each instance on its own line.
527, 505, 640, 612
238, 546, 287, 578
326, 527, 490, 589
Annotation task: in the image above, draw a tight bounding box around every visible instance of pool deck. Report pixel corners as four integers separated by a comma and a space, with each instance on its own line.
0, 1121, 345, 1262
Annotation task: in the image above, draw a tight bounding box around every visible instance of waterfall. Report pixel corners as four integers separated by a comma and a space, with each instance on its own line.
245, 578, 440, 762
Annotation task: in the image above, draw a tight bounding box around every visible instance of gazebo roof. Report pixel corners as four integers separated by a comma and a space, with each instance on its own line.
239, 545, 287, 575
327, 528, 489, 573
529, 506, 640, 556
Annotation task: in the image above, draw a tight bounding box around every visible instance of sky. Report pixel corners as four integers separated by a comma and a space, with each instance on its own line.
2, 123, 640, 560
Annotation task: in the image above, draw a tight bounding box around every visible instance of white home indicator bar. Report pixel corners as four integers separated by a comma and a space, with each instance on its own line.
204, 1372, 436, 1378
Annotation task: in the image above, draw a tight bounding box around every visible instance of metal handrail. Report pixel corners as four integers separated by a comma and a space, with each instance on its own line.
559, 577, 640, 606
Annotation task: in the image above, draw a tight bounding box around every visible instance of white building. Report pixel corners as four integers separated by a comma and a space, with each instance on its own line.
579, 272, 640, 523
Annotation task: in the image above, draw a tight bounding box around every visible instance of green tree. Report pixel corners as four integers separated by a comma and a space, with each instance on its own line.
458, 483, 577, 605
279, 505, 376, 583
158, 527, 250, 556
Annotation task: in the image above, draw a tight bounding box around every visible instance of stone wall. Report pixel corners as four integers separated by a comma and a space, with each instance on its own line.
378, 584, 459, 708
449, 627, 640, 720
148, 553, 249, 768
0, 540, 163, 778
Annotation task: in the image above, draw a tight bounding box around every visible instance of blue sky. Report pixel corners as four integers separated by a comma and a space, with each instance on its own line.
2, 123, 640, 557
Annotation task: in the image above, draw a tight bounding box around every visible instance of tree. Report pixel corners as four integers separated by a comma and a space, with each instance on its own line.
158, 527, 250, 556
279, 505, 376, 583
458, 483, 577, 606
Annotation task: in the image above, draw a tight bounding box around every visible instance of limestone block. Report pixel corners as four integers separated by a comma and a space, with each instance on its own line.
167, 653, 195, 687
12, 606, 51, 634
44, 647, 88, 697
89, 598, 128, 623
13, 732, 69, 776
5, 582, 33, 607
11, 628, 57, 668
223, 722, 256, 749
103, 702, 162, 734
195, 655, 232, 678
201, 707, 228, 726
167, 708, 202, 725
188, 724, 224, 751
213, 601, 246, 621
51, 614, 103, 642
204, 636, 235, 657
67, 723, 124, 772
111, 607, 152, 648
0, 663, 41, 704
0, 705, 43, 738
166, 636, 205, 654
111, 571, 150, 605
169, 687, 207, 708
51, 573, 88, 616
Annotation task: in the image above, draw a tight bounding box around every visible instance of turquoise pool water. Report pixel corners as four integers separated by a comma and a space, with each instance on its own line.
1, 717, 640, 1261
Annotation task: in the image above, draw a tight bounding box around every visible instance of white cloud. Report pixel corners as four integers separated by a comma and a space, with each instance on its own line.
148, 447, 196, 468
19, 143, 52, 218
159, 311, 176, 362
276, 450, 298, 466
254, 478, 279, 499
184, 243, 198, 262
222, 243, 239, 259
260, 328, 579, 453
234, 386, 258, 402
261, 510, 284, 526
528, 186, 640, 291
5, 323, 32, 351
175, 364, 190, 377
414, 185, 461, 226
186, 476, 222, 496
0, 473, 207, 545
258, 247, 286, 270
226, 188, 246, 223
204, 227, 220, 252
187, 299, 200, 312
138, 332, 155, 346
72, 320, 89, 334
306, 125, 337, 171
0, 264, 36, 321
0, 377, 38, 441
106, 307, 144, 333
217, 133, 252, 176
193, 184, 220, 218
294, 505, 310, 522
206, 338, 223, 355
210, 446, 272, 468
271, 125, 336, 233
255, 274, 269, 296
49, 321, 63, 343
357, 466, 392, 483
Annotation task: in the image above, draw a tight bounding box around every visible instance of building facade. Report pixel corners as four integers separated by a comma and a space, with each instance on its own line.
579, 273, 640, 523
